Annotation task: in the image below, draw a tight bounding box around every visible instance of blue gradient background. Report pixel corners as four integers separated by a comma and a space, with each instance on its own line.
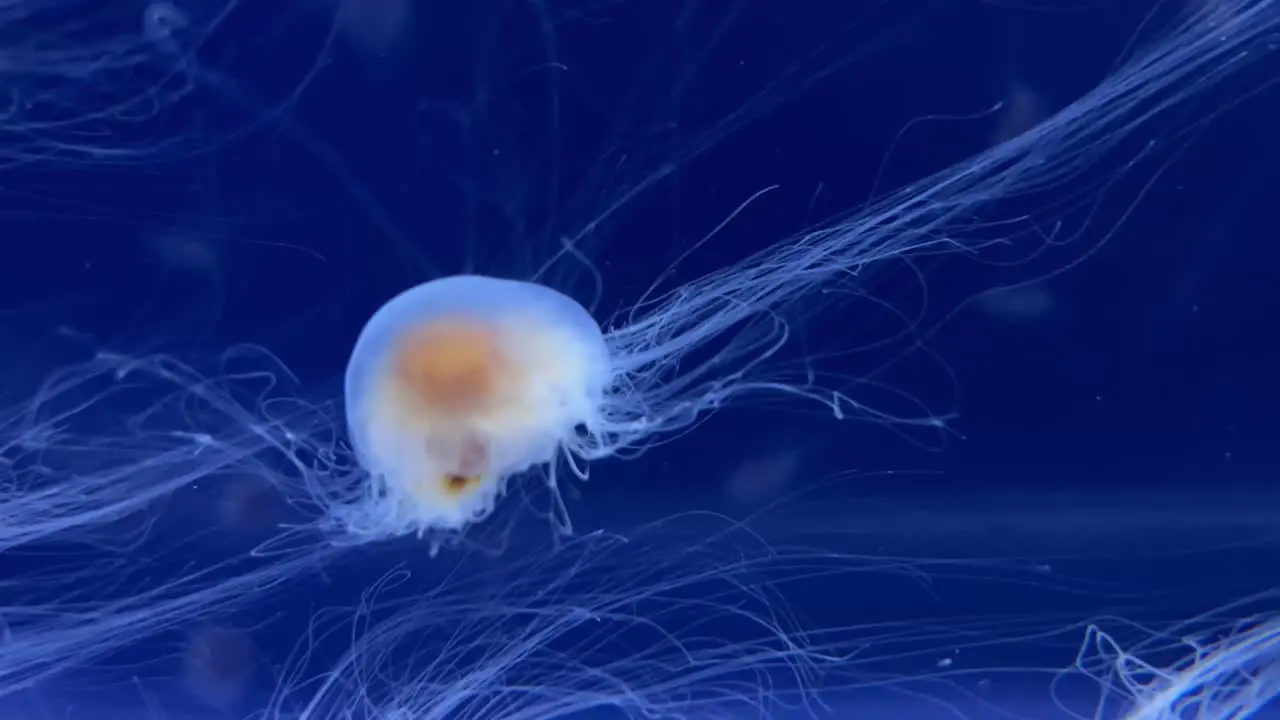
0, 0, 1276, 717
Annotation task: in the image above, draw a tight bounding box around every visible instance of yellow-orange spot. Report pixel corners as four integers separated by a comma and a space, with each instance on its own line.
441, 473, 482, 497
393, 320, 505, 415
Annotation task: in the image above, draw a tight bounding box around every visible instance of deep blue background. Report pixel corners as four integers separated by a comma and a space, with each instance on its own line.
1, 0, 1277, 717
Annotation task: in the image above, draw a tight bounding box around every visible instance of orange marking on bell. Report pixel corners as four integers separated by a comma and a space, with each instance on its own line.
393, 319, 505, 415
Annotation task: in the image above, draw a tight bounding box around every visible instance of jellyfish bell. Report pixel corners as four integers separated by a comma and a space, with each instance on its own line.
340, 275, 612, 541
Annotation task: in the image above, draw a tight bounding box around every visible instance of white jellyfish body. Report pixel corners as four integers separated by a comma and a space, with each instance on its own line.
341, 275, 613, 539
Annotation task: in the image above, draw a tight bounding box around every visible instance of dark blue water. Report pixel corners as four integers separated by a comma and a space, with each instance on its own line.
1, 0, 1278, 718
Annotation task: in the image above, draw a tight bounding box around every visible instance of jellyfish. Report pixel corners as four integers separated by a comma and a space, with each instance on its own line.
337, 275, 611, 542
